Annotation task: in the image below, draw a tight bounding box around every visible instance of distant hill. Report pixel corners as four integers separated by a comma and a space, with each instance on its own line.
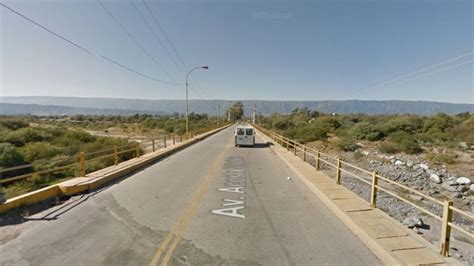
0, 103, 168, 116
0, 96, 472, 116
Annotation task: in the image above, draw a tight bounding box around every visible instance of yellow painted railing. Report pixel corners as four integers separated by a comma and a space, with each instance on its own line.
255, 125, 473, 257
0, 126, 222, 186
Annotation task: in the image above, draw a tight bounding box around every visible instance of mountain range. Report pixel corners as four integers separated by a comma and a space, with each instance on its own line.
0, 96, 472, 116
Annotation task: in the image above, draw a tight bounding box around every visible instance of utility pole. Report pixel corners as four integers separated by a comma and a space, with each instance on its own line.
252, 103, 256, 124
185, 66, 209, 134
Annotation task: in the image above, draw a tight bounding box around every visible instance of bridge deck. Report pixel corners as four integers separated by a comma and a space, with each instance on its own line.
257, 130, 455, 265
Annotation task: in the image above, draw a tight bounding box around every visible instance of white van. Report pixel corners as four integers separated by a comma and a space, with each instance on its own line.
235, 126, 255, 147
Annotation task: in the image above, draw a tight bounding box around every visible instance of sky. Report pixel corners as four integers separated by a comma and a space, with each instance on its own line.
1, 0, 473, 103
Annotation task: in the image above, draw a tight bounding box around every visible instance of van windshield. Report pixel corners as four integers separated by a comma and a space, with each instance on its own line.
245, 128, 254, 135
237, 128, 245, 135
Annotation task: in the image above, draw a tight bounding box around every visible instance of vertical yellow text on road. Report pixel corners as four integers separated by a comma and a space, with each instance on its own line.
149, 137, 232, 266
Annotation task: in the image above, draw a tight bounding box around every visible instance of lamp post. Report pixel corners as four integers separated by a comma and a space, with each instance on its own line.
185, 65, 208, 134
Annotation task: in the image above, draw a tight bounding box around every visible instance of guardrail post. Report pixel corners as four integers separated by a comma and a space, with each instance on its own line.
286, 140, 290, 151
136, 143, 140, 158
164, 135, 167, 148
440, 200, 453, 256
173, 134, 176, 145
303, 146, 306, 162
79, 152, 86, 176
179, 134, 183, 142
370, 171, 378, 208
336, 158, 341, 184
152, 139, 155, 152
294, 142, 297, 155
316, 151, 320, 170
114, 145, 119, 165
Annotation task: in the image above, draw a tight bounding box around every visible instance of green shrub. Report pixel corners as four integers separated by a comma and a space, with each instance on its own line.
336, 137, 359, 152
380, 116, 422, 135
0, 143, 31, 178
273, 119, 292, 130
0, 143, 27, 168
423, 113, 454, 133
348, 122, 384, 141
21, 142, 65, 162
315, 116, 342, 131
377, 131, 423, 154
294, 126, 328, 143
0, 118, 29, 130
378, 142, 401, 154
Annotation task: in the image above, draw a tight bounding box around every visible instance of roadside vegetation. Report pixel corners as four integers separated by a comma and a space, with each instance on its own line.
0, 114, 220, 199
260, 108, 473, 156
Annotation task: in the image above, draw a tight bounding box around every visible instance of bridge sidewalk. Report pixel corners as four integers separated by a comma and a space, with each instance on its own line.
257, 132, 459, 265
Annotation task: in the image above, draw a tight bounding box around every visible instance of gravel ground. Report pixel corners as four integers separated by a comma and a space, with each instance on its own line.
290, 147, 474, 264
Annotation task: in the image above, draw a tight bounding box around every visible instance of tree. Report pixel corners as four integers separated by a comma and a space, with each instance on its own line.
226, 102, 244, 121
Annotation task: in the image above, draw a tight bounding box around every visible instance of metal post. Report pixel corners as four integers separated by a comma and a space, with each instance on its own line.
286, 140, 290, 151
294, 142, 297, 155
173, 134, 176, 145
136, 143, 140, 158
336, 158, 341, 184
303, 146, 306, 162
152, 139, 155, 152
164, 135, 167, 148
79, 152, 85, 176
316, 151, 320, 170
179, 134, 183, 142
185, 66, 209, 135
114, 145, 119, 165
185, 79, 189, 135
370, 171, 378, 208
440, 200, 453, 256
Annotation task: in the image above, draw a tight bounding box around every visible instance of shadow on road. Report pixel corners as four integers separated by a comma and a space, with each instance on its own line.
236, 142, 273, 149
0, 159, 163, 227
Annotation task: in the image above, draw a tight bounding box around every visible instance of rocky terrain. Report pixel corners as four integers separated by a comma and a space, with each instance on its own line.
302, 143, 474, 263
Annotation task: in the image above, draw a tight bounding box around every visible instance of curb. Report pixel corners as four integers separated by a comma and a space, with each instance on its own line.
0, 125, 231, 214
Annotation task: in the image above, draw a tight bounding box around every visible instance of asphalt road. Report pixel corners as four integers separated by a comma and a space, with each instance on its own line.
0, 125, 380, 265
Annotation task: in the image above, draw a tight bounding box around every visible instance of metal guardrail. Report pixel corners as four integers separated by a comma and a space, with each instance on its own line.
255, 125, 473, 257
0, 128, 213, 186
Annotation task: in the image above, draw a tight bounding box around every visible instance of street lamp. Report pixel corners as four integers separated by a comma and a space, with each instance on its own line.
185, 65, 209, 134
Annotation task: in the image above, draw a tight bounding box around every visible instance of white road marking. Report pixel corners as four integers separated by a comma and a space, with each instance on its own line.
211, 206, 245, 219
218, 187, 244, 193
211, 156, 247, 219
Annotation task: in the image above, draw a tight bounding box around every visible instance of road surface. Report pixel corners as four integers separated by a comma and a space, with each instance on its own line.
0, 125, 380, 265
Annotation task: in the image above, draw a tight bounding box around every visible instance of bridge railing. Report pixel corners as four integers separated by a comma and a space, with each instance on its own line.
0, 127, 219, 190
255, 125, 473, 257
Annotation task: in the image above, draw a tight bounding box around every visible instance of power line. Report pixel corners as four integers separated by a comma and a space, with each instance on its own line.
129, 0, 207, 99
351, 51, 474, 96
141, 0, 188, 70
96, 0, 176, 82
1, 3, 93, 55
0, 2, 181, 86
384, 59, 474, 88
129, 0, 184, 74
140, 0, 209, 98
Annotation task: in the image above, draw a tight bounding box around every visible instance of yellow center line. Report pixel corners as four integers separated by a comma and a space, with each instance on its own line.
149, 137, 232, 266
